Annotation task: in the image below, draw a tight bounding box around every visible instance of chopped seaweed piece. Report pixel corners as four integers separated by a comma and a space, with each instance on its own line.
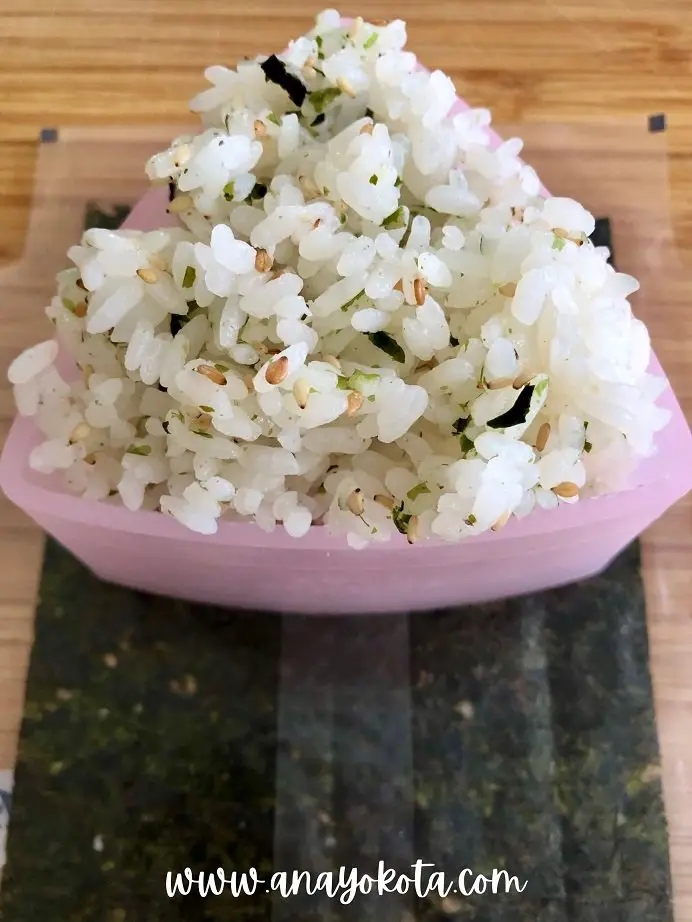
260, 55, 307, 108
487, 384, 535, 429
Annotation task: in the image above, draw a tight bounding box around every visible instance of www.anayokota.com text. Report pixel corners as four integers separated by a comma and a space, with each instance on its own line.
166, 861, 528, 902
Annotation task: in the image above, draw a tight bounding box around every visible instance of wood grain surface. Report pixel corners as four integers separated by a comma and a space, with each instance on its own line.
0, 0, 691, 915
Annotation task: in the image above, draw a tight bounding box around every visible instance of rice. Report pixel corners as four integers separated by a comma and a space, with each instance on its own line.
9, 10, 671, 545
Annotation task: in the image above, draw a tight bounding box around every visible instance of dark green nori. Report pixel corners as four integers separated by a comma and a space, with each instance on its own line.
260, 55, 307, 107
366, 331, 406, 363
167, 180, 175, 203
452, 417, 469, 434
487, 384, 535, 429
590, 217, 616, 268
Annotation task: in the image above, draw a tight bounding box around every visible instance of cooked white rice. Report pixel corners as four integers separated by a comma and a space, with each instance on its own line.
9, 10, 671, 545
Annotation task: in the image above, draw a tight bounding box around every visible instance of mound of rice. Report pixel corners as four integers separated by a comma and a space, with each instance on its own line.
8, 10, 671, 546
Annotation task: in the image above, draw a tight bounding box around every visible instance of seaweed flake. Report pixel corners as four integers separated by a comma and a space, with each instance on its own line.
487, 384, 535, 429
260, 55, 307, 108
366, 331, 406, 363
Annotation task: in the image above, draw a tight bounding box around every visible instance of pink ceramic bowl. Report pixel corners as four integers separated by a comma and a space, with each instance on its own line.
2, 108, 691, 614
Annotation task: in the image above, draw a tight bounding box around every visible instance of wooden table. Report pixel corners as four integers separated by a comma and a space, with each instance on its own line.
1, 0, 691, 913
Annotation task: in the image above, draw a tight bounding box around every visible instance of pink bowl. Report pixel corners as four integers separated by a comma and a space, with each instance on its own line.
2, 114, 692, 614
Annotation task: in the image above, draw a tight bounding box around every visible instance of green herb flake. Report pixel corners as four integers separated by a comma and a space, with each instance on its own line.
126, 444, 151, 456
62, 297, 77, 313
199, 405, 214, 413
407, 483, 431, 501
399, 211, 419, 249
173, 410, 184, 422
371, 526, 378, 535
465, 513, 477, 526
367, 394, 376, 402
382, 206, 407, 230
310, 87, 342, 114
367, 331, 406, 363
392, 502, 412, 536
369, 174, 379, 185
364, 32, 378, 50
584, 440, 593, 453
394, 176, 402, 188
214, 363, 230, 373
315, 35, 323, 49
222, 181, 235, 202
341, 288, 365, 312
192, 429, 213, 439
267, 112, 281, 126
460, 434, 474, 453
182, 266, 196, 289
552, 234, 567, 251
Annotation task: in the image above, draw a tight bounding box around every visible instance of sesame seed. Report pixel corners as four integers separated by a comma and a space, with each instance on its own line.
336, 76, 357, 98
552, 481, 580, 498
374, 494, 394, 510
407, 515, 420, 544
265, 355, 289, 385
254, 248, 273, 273
535, 422, 550, 452
196, 364, 226, 386
149, 254, 167, 271
512, 371, 533, 389
346, 488, 365, 516
137, 267, 158, 284
73, 301, 87, 318
498, 281, 516, 297
487, 377, 514, 390
69, 421, 91, 442
348, 16, 364, 37
347, 391, 364, 416
393, 279, 404, 293
168, 194, 194, 214
324, 354, 341, 370
413, 277, 427, 306
172, 144, 191, 167
491, 510, 510, 531
293, 378, 311, 409
312, 218, 322, 229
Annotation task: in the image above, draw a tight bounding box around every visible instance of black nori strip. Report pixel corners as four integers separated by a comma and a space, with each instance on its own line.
248, 182, 268, 202
311, 113, 326, 127
168, 180, 176, 203
452, 417, 469, 434
590, 217, 616, 268
260, 55, 307, 108
170, 315, 184, 336
450, 335, 460, 347
487, 384, 535, 429
366, 331, 406, 363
